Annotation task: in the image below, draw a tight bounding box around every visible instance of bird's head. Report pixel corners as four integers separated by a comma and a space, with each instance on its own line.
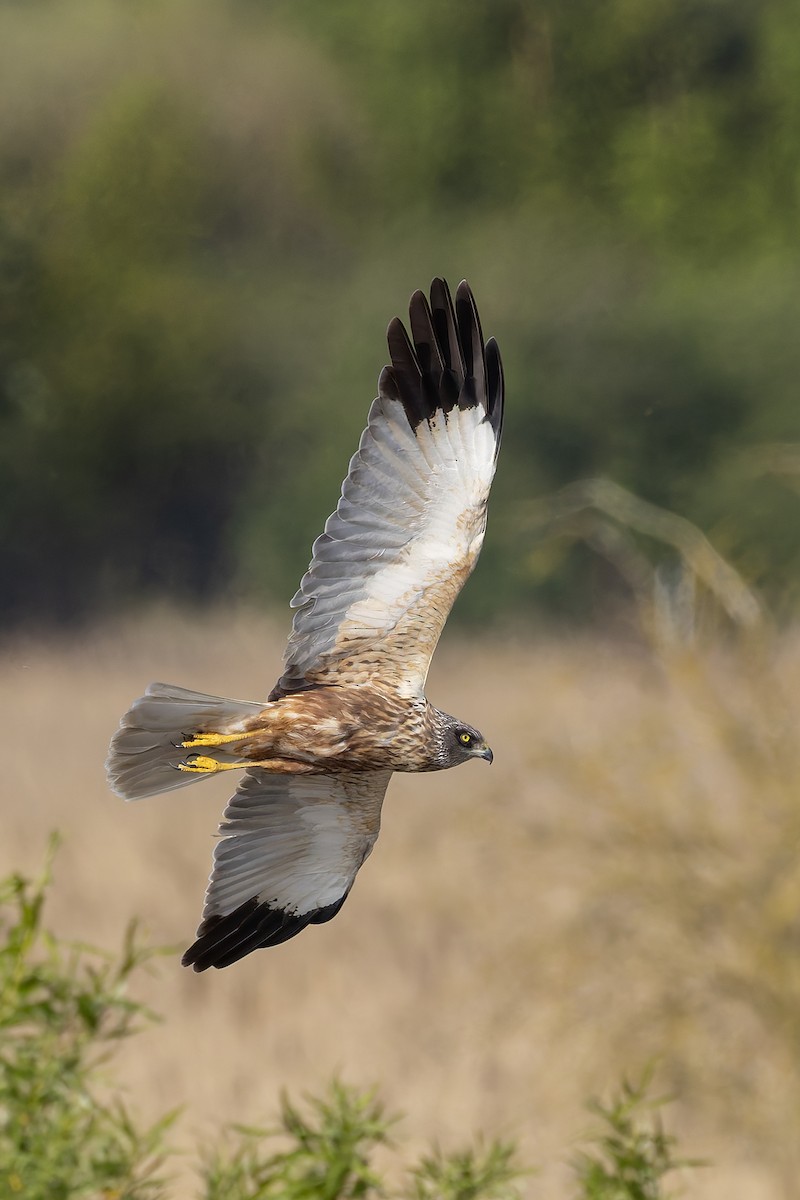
434, 712, 493, 768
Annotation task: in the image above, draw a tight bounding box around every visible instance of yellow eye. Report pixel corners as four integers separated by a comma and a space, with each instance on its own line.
459, 732, 472, 745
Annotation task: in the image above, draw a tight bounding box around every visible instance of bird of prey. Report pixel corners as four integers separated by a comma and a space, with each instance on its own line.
107, 278, 504, 971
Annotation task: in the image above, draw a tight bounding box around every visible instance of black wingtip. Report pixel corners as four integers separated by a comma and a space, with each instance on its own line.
182, 893, 350, 971
381, 278, 503, 440
485, 336, 504, 446
454, 280, 488, 403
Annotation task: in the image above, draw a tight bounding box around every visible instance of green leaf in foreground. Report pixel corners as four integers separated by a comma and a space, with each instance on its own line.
0, 847, 703, 1199
572, 1071, 700, 1199
0, 836, 177, 1200
410, 1140, 525, 1200
202, 1082, 392, 1200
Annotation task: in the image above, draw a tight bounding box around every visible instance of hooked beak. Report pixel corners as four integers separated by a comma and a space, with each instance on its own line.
479, 744, 494, 765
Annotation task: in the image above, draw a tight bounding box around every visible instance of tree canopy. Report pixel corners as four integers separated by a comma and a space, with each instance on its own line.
2, 0, 799, 626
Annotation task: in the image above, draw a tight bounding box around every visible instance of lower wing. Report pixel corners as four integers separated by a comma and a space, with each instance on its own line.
182, 768, 392, 970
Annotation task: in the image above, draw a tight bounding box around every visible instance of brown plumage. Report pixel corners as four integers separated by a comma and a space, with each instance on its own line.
231, 686, 437, 774
106, 278, 504, 970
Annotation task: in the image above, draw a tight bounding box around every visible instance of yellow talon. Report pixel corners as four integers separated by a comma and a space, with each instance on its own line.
177, 755, 245, 775
177, 755, 221, 774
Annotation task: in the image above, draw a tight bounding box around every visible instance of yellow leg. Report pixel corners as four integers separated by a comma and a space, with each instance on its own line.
177, 754, 316, 776
177, 755, 244, 775
180, 730, 258, 749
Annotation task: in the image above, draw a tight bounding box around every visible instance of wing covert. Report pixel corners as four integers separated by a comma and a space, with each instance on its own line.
273, 279, 504, 700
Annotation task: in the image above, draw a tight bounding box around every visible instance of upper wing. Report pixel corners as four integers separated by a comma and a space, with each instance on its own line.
273, 278, 504, 700
182, 769, 391, 971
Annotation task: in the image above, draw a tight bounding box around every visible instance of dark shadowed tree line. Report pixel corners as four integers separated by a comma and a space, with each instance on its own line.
2, 0, 800, 627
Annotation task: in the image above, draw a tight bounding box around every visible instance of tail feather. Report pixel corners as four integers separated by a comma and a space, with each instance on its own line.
106, 682, 264, 801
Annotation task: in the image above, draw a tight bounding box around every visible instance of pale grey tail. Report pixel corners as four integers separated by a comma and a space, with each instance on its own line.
106, 682, 265, 801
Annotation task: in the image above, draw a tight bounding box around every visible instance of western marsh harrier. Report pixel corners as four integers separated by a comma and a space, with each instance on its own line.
107, 279, 504, 970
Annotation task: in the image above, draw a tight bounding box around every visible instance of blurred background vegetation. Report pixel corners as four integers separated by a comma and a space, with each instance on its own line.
3, 10, 799, 1193
2, 0, 800, 629
0, 852, 692, 1199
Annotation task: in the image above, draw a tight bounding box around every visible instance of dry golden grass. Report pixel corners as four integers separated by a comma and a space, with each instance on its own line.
2, 607, 799, 1198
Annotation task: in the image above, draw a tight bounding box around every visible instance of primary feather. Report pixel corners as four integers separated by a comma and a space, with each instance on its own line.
275, 279, 503, 699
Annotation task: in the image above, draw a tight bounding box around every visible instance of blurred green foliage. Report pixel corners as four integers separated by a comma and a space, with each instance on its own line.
2, 0, 800, 626
0, 839, 175, 1198
572, 1072, 697, 1200
0, 850, 692, 1198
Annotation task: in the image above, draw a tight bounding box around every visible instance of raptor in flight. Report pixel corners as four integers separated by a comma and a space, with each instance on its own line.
107, 279, 504, 970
